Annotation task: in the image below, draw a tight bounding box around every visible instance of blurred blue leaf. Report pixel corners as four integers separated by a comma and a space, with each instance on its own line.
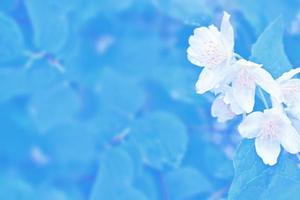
22, 60, 63, 93
228, 140, 300, 200
0, 12, 24, 62
152, 0, 211, 25
251, 17, 291, 78
164, 167, 212, 200
183, 134, 234, 181
0, 61, 62, 102
42, 123, 98, 168
96, 68, 145, 116
0, 175, 33, 200
0, 100, 36, 164
131, 112, 188, 170
90, 147, 147, 200
0, 68, 26, 102
33, 187, 69, 200
133, 169, 159, 200
24, 0, 69, 53
236, 0, 299, 34
91, 184, 147, 200
98, 147, 134, 185
28, 82, 80, 132
83, 0, 133, 18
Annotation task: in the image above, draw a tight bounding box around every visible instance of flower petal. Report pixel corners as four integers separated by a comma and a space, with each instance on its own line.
287, 106, 300, 120
232, 69, 256, 113
195, 68, 219, 94
238, 112, 263, 138
278, 123, 300, 154
255, 136, 281, 166
195, 62, 235, 94
211, 96, 235, 122
221, 11, 234, 53
280, 79, 300, 106
187, 47, 205, 67
277, 67, 300, 83
223, 87, 244, 114
253, 67, 283, 102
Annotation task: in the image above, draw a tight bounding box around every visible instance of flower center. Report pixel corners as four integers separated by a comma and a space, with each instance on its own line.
260, 120, 279, 139
202, 40, 227, 68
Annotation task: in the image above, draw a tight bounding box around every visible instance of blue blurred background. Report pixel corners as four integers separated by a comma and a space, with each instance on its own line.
1, 0, 300, 199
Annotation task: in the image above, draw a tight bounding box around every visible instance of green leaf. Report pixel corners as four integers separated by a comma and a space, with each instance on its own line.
228, 140, 300, 200
251, 16, 291, 78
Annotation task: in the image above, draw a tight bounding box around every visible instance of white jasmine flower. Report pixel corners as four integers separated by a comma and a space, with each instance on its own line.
211, 95, 236, 123
229, 59, 282, 113
238, 107, 300, 165
211, 85, 244, 122
277, 68, 300, 119
187, 12, 235, 94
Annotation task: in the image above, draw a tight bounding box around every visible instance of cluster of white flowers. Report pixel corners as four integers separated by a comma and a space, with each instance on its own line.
187, 12, 300, 166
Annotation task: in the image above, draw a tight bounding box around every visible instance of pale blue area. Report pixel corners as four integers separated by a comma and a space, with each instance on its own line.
0, 0, 299, 199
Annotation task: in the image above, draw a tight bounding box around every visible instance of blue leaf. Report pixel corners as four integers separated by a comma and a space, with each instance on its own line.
0, 100, 36, 163
183, 134, 234, 180
41, 123, 98, 169
96, 68, 145, 116
236, 0, 299, 34
152, 0, 211, 25
0, 68, 27, 102
131, 112, 188, 170
0, 174, 33, 200
28, 83, 80, 132
0, 61, 62, 102
164, 167, 212, 200
24, 0, 69, 53
251, 16, 292, 78
228, 140, 300, 200
98, 147, 134, 184
34, 187, 69, 200
90, 148, 147, 200
21, 60, 63, 93
133, 169, 160, 200
0, 12, 24, 62
91, 184, 147, 200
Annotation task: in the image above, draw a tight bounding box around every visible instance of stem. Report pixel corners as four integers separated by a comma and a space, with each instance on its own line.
258, 87, 269, 109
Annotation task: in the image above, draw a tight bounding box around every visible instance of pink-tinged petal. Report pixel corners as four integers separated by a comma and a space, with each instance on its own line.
221, 11, 234, 53
211, 96, 235, 122
278, 123, 300, 154
232, 69, 256, 113
255, 136, 281, 166
188, 25, 229, 68
253, 67, 283, 102
238, 112, 264, 138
